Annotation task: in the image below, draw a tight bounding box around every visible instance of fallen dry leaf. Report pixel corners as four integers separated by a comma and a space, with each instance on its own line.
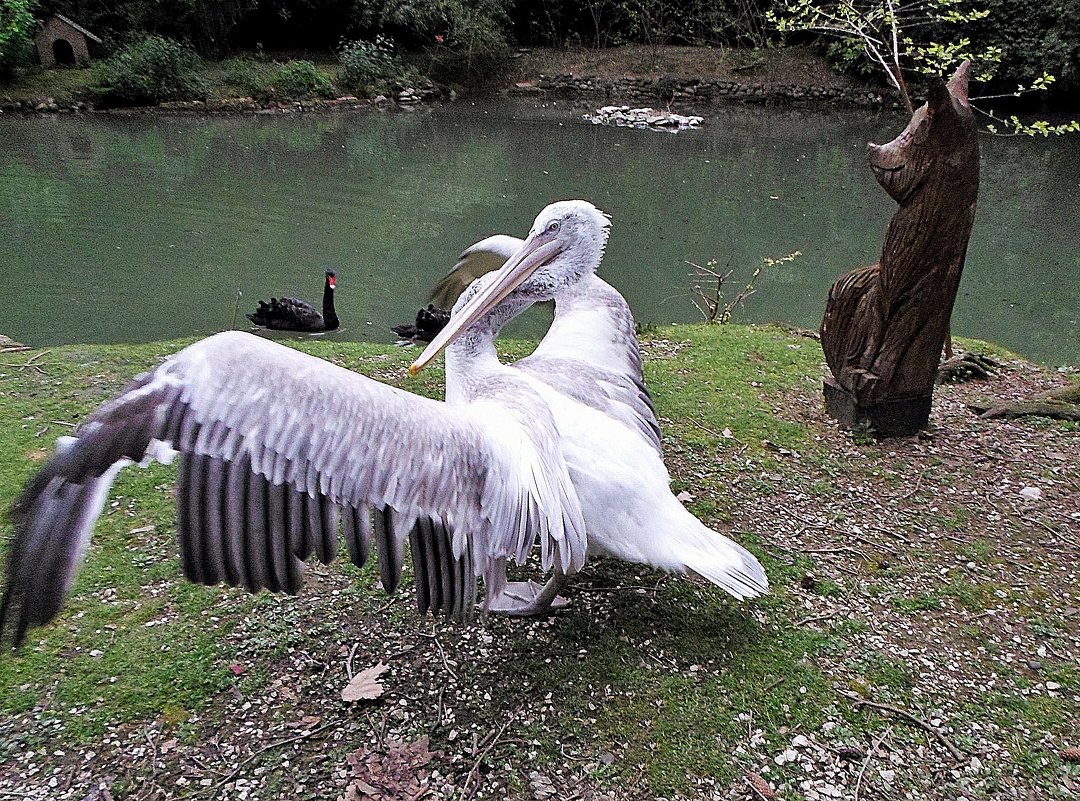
344, 736, 439, 800
746, 771, 776, 799
342, 662, 390, 702
836, 744, 866, 761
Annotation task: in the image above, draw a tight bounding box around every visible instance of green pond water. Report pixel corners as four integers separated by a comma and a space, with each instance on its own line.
1, 99, 1077, 364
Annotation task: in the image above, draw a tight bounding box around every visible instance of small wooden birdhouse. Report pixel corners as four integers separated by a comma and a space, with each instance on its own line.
35, 14, 102, 68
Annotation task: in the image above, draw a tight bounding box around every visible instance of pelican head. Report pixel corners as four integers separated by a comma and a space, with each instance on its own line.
410, 200, 610, 374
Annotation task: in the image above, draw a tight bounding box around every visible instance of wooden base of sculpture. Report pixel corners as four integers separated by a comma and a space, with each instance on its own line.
823, 378, 932, 438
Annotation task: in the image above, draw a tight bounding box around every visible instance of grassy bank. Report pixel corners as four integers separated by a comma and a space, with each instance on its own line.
0, 327, 1077, 800
1, 55, 352, 109
0, 45, 860, 110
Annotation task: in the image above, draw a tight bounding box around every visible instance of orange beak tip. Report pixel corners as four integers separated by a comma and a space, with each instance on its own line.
408, 364, 421, 376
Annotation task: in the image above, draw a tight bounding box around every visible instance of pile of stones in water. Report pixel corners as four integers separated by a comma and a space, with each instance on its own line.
584, 106, 704, 131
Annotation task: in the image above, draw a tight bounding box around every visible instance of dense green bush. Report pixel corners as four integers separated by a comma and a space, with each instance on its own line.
338, 37, 409, 91
969, 0, 1080, 94
422, 1, 513, 83
268, 59, 336, 98
89, 35, 208, 107
0, 0, 37, 79
508, 0, 771, 48
220, 56, 336, 99
220, 56, 273, 95
348, 0, 511, 84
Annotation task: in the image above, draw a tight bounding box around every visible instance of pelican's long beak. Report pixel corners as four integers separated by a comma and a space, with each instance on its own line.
409, 234, 562, 375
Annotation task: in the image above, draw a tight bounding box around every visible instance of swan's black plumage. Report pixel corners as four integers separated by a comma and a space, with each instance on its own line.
391, 304, 451, 342
247, 269, 339, 332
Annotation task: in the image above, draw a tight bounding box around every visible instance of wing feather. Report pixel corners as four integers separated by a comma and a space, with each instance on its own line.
1, 331, 585, 648
409, 521, 432, 616
312, 492, 339, 565
428, 235, 523, 309
203, 456, 230, 585
342, 503, 372, 571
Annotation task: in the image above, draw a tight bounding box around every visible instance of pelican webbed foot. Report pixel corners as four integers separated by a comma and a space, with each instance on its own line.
486, 578, 570, 617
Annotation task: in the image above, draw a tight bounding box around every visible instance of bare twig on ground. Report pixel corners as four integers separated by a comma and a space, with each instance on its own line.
418, 628, 459, 683
902, 471, 926, 499
841, 691, 964, 761
14, 351, 53, 374
365, 711, 387, 749
854, 726, 893, 801
204, 722, 334, 797
434, 685, 446, 729
576, 584, 662, 594
795, 610, 840, 627
346, 641, 360, 680
459, 705, 522, 800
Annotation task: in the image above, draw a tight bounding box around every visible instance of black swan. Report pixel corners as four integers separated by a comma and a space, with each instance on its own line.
391, 304, 451, 342
391, 235, 521, 342
247, 269, 339, 332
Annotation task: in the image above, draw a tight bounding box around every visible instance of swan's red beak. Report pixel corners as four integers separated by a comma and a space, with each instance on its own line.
328, 275, 337, 289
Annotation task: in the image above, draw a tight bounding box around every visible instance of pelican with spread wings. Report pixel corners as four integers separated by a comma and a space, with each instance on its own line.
409, 201, 768, 615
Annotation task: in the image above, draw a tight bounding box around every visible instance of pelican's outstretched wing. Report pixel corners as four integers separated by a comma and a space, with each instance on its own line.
518, 274, 662, 454
428, 235, 523, 310
0, 331, 586, 648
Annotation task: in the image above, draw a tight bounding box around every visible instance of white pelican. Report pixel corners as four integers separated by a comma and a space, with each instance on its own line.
0, 272, 588, 648
410, 201, 769, 615
428, 231, 661, 452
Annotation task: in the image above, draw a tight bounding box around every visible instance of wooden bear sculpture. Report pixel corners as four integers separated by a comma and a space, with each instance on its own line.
821, 61, 979, 437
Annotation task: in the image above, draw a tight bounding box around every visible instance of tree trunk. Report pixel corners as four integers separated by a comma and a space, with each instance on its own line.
820, 62, 980, 438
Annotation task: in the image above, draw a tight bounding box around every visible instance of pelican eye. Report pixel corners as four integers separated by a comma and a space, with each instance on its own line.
546, 221, 560, 234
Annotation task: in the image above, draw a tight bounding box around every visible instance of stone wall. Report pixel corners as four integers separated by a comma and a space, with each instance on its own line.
518, 74, 886, 107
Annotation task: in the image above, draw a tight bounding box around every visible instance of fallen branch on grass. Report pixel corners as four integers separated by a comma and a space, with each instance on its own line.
840, 691, 964, 762
969, 383, 1080, 422
853, 726, 893, 801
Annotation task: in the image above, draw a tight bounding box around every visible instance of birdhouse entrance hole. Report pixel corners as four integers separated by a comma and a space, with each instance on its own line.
52, 39, 76, 66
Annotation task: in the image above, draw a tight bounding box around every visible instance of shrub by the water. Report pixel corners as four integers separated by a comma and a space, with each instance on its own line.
89, 35, 207, 107
972, 0, 1080, 94
0, 0, 37, 79
267, 60, 336, 99
220, 56, 273, 96
354, 0, 512, 84
338, 37, 409, 92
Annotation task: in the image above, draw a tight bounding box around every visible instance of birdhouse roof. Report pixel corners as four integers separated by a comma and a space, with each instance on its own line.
52, 14, 103, 44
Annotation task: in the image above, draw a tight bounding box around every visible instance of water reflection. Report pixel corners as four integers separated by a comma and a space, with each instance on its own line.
0, 100, 1076, 364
